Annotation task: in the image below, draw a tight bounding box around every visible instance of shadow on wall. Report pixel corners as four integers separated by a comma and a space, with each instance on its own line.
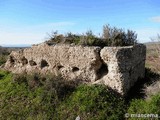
126, 68, 160, 102
29, 60, 37, 66
40, 60, 49, 68
21, 57, 28, 65
8, 56, 50, 69
96, 62, 108, 79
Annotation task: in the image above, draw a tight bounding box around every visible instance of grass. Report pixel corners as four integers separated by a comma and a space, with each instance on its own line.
126, 69, 160, 119
0, 46, 21, 66
127, 94, 160, 120
56, 85, 125, 120
143, 43, 160, 98
0, 72, 74, 120
0, 38, 160, 120
0, 71, 125, 120
1, 68, 159, 120
1, 67, 159, 120
0, 55, 8, 66
0, 47, 10, 66
128, 94, 160, 114
146, 43, 160, 73
125, 42, 160, 120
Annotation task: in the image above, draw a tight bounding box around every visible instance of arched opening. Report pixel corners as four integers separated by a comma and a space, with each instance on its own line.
21, 57, 28, 65
9, 56, 15, 63
29, 60, 37, 66
57, 65, 64, 70
96, 63, 108, 79
40, 60, 49, 68
72, 67, 79, 72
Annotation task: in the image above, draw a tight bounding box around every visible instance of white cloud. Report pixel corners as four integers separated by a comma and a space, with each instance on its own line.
0, 31, 45, 45
149, 16, 160, 23
0, 22, 76, 46
136, 28, 160, 43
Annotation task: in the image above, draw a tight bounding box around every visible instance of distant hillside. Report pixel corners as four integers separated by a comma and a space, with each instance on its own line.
0, 47, 28, 55
144, 41, 160, 45
0, 47, 9, 55
0, 47, 27, 66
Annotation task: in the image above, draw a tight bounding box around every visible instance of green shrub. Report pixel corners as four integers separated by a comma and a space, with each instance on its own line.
102, 24, 137, 46
0, 47, 10, 66
0, 55, 8, 66
46, 24, 137, 47
65, 32, 81, 44
2, 70, 160, 120
127, 93, 160, 120
56, 85, 126, 120
0, 71, 126, 120
0, 72, 78, 120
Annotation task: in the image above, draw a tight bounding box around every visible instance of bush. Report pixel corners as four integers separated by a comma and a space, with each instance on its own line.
0, 72, 78, 120
0, 71, 126, 120
0, 47, 10, 66
127, 93, 160, 120
102, 24, 137, 46
1, 70, 160, 120
0, 55, 8, 66
45, 24, 138, 47
56, 85, 126, 120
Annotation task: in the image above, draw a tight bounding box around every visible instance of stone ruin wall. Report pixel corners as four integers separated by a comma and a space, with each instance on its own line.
4, 43, 146, 95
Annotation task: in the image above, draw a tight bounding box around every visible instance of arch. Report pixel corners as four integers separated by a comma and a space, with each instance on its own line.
29, 60, 37, 66
40, 59, 49, 68
96, 63, 108, 79
72, 67, 79, 72
9, 56, 15, 63
57, 65, 64, 70
21, 57, 28, 65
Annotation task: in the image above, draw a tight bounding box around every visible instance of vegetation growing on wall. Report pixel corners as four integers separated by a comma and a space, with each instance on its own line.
0, 41, 160, 119
1, 27, 160, 120
45, 24, 138, 47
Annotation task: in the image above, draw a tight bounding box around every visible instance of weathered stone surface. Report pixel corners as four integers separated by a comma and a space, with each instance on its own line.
5, 43, 102, 82
100, 45, 146, 94
4, 43, 146, 95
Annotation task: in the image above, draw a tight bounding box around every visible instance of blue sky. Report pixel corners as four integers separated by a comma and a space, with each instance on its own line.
0, 0, 160, 46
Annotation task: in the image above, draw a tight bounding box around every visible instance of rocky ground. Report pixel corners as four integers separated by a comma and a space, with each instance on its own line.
144, 43, 160, 97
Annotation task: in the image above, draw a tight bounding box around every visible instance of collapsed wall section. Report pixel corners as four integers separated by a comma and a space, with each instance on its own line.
4, 43, 146, 95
